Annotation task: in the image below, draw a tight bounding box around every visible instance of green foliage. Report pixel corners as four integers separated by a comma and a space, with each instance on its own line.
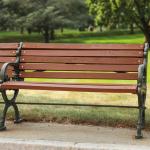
0, 0, 16, 30
0, 0, 91, 42
86, 0, 150, 42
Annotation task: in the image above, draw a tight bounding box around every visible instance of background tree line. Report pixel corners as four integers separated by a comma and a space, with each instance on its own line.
0, 0, 92, 42
0, 0, 150, 43
86, 0, 150, 43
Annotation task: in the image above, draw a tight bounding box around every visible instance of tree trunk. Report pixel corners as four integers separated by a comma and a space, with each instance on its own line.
99, 26, 103, 32
27, 28, 32, 35
43, 27, 49, 43
20, 27, 24, 34
61, 27, 64, 33
129, 24, 134, 34
144, 31, 150, 44
142, 25, 150, 44
50, 29, 55, 40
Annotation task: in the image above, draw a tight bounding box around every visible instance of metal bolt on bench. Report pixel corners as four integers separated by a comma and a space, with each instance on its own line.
0, 42, 149, 139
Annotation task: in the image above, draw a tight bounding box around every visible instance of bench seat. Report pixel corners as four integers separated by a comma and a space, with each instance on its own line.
1, 81, 137, 94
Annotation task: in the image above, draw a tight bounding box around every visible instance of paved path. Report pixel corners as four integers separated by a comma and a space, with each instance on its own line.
0, 122, 150, 150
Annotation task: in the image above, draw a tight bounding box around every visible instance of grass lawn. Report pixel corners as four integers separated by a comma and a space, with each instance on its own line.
0, 29, 145, 44
0, 30, 150, 130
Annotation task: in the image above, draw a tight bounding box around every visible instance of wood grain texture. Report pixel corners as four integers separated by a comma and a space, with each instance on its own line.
22, 50, 143, 57
0, 43, 18, 49
23, 43, 144, 50
1, 81, 137, 93
19, 72, 138, 80
19, 63, 139, 72
20, 56, 143, 65
0, 50, 16, 56
0, 57, 16, 63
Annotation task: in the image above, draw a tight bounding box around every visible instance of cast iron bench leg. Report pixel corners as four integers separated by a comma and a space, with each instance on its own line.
135, 92, 146, 139
0, 89, 22, 131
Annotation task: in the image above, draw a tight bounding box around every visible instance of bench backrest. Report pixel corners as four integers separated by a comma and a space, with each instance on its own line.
0, 43, 18, 78
18, 43, 144, 81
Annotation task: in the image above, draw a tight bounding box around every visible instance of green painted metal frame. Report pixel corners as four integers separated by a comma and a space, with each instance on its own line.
0, 42, 149, 139
0, 42, 23, 130
135, 43, 149, 139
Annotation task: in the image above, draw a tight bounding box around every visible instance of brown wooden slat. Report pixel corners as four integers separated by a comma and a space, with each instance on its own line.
20, 63, 139, 72
22, 50, 143, 57
23, 43, 144, 50
19, 72, 138, 80
1, 81, 137, 93
20, 56, 143, 65
0, 57, 16, 63
0, 50, 16, 56
12, 81, 136, 86
0, 43, 18, 49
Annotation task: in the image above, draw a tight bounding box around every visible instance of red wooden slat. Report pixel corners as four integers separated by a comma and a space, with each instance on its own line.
23, 43, 144, 50
20, 56, 143, 65
0, 50, 16, 56
0, 57, 16, 63
0, 43, 18, 49
22, 50, 143, 57
20, 63, 139, 72
1, 81, 137, 93
19, 72, 138, 80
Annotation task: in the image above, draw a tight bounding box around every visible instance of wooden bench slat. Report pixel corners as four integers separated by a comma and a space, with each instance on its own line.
20, 56, 143, 65
19, 72, 138, 80
23, 43, 144, 50
20, 63, 139, 72
0, 57, 16, 63
22, 50, 143, 57
1, 81, 137, 94
0, 50, 16, 56
0, 43, 18, 49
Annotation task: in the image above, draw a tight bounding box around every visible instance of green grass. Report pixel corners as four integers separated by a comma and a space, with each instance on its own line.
0, 30, 150, 129
0, 29, 145, 44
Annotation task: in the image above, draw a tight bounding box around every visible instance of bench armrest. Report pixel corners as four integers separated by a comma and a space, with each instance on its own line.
0, 62, 18, 82
137, 64, 147, 94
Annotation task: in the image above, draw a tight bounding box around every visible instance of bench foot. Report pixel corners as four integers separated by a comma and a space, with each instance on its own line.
135, 92, 146, 139
14, 118, 23, 124
135, 134, 143, 139
135, 127, 143, 139
12, 103, 22, 124
0, 89, 20, 130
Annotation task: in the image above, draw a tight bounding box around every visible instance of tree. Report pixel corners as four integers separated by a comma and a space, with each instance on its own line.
0, 0, 91, 42
26, 2, 65, 42
87, 0, 150, 43
2, 0, 33, 34
0, 0, 16, 31
26, 0, 91, 42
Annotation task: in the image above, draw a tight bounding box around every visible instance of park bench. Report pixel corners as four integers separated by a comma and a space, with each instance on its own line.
0, 42, 149, 139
